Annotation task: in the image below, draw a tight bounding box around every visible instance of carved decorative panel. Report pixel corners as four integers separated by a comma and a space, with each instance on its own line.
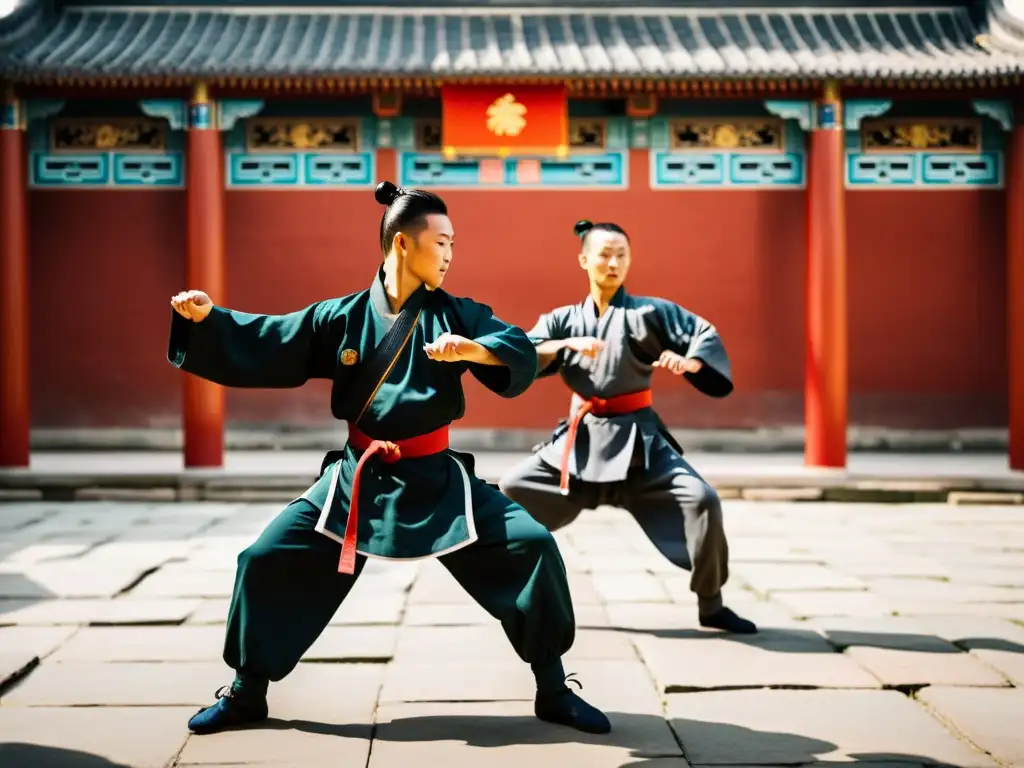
51, 118, 166, 152
860, 118, 981, 153
668, 118, 784, 152
569, 119, 606, 150
245, 118, 360, 152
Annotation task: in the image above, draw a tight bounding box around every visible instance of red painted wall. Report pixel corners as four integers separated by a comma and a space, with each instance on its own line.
28, 150, 1006, 431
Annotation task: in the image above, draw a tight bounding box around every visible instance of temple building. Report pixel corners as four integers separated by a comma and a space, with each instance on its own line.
1, 0, 1023, 469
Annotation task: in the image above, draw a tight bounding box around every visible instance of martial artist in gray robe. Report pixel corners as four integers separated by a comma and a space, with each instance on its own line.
498, 220, 756, 634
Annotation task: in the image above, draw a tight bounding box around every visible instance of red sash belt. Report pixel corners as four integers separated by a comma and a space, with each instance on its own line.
559, 389, 653, 495
338, 424, 450, 574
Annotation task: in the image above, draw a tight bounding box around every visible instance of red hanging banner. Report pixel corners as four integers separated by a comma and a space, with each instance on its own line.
441, 84, 568, 158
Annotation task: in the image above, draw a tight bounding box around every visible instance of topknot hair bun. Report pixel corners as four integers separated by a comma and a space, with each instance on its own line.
573, 220, 594, 238
375, 181, 401, 206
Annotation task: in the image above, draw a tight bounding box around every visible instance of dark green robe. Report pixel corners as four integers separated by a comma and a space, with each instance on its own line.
168, 270, 538, 561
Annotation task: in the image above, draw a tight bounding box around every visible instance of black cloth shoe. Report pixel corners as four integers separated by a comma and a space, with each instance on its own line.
534, 674, 612, 735
700, 606, 758, 634
187, 685, 269, 735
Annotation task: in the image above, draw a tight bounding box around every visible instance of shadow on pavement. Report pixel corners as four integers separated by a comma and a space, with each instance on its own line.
0, 744, 130, 768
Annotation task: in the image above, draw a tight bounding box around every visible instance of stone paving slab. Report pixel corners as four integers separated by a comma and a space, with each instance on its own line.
0, 597, 201, 626
0, 706, 196, 768
46, 626, 226, 662
635, 635, 882, 692
917, 686, 1024, 766
0, 625, 77, 657
303, 626, 398, 662
968, 648, 1024, 686
127, 565, 237, 599
769, 590, 897, 619
371, 701, 683, 768
843, 646, 1011, 688
665, 689, 997, 766
3, 562, 157, 599
328, 593, 407, 626
185, 598, 231, 624
2, 661, 232, 706
731, 563, 868, 594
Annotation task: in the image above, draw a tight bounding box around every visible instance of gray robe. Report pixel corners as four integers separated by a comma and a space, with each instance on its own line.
528, 286, 733, 483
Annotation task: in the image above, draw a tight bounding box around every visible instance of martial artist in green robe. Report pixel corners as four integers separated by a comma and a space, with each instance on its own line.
499, 220, 756, 634
170, 183, 611, 736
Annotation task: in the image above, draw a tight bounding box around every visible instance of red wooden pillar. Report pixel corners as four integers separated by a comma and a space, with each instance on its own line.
184, 83, 225, 467
804, 81, 848, 468
0, 87, 30, 467
1009, 104, 1024, 471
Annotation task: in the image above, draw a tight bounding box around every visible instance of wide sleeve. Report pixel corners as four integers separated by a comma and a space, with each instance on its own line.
525, 308, 570, 378
452, 298, 538, 398
648, 301, 733, 398
167, 302, 333, 388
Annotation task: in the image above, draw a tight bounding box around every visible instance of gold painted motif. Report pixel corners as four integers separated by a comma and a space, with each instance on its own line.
340, 349, 359, 366
416, 119, 442, 151
669, 118, 784, 151
486, 94, 527, 137
861, 118, 980, 153
51, 118, 166, 152
246, 118, 360, 152
569, 119, 606, 149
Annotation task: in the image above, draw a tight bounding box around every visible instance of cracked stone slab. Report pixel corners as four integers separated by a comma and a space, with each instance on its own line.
176, 664, 383, 767
812, 616, 962, 652
371, 700, 682, 768
0, 597, 201, 626
968, 648, 1024, 685
917, 686, 1024, 766
844, 646, 1010, 688
0, 652, 38, 687
666, 689, 996, 766
2, 661, 232, 706
635, 634, 881, 692
47, 626, 226, 662
0, 706, 197, 768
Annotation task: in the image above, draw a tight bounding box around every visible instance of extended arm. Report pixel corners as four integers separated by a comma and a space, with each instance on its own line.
168, 293, 331, 388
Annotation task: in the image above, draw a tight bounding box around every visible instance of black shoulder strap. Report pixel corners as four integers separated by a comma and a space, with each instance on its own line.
331, 284, 429, 425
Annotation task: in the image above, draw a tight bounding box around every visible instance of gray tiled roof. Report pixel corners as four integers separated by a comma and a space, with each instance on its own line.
1, 2, 1023, 80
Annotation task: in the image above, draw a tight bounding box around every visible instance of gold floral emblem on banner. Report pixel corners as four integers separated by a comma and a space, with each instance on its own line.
861, 118, 980, 153
486, 94, 528, 137
246, 118, 360, 152
51, 118, 166, 152
669, 118, 784, 152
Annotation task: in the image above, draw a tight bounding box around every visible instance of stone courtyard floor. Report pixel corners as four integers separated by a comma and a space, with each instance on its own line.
0, 497, 1022, 767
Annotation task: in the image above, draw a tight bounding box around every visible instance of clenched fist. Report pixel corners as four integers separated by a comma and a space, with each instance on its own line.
423, 333, 481, 363
171, 290, 214, 323
652, 350, 703, 375
564, 337, 605, 358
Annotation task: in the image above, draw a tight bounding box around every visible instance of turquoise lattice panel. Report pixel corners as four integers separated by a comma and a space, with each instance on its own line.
846, 151, 1003, 188
30, 152, 111, 187
651, 151, 805, 188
